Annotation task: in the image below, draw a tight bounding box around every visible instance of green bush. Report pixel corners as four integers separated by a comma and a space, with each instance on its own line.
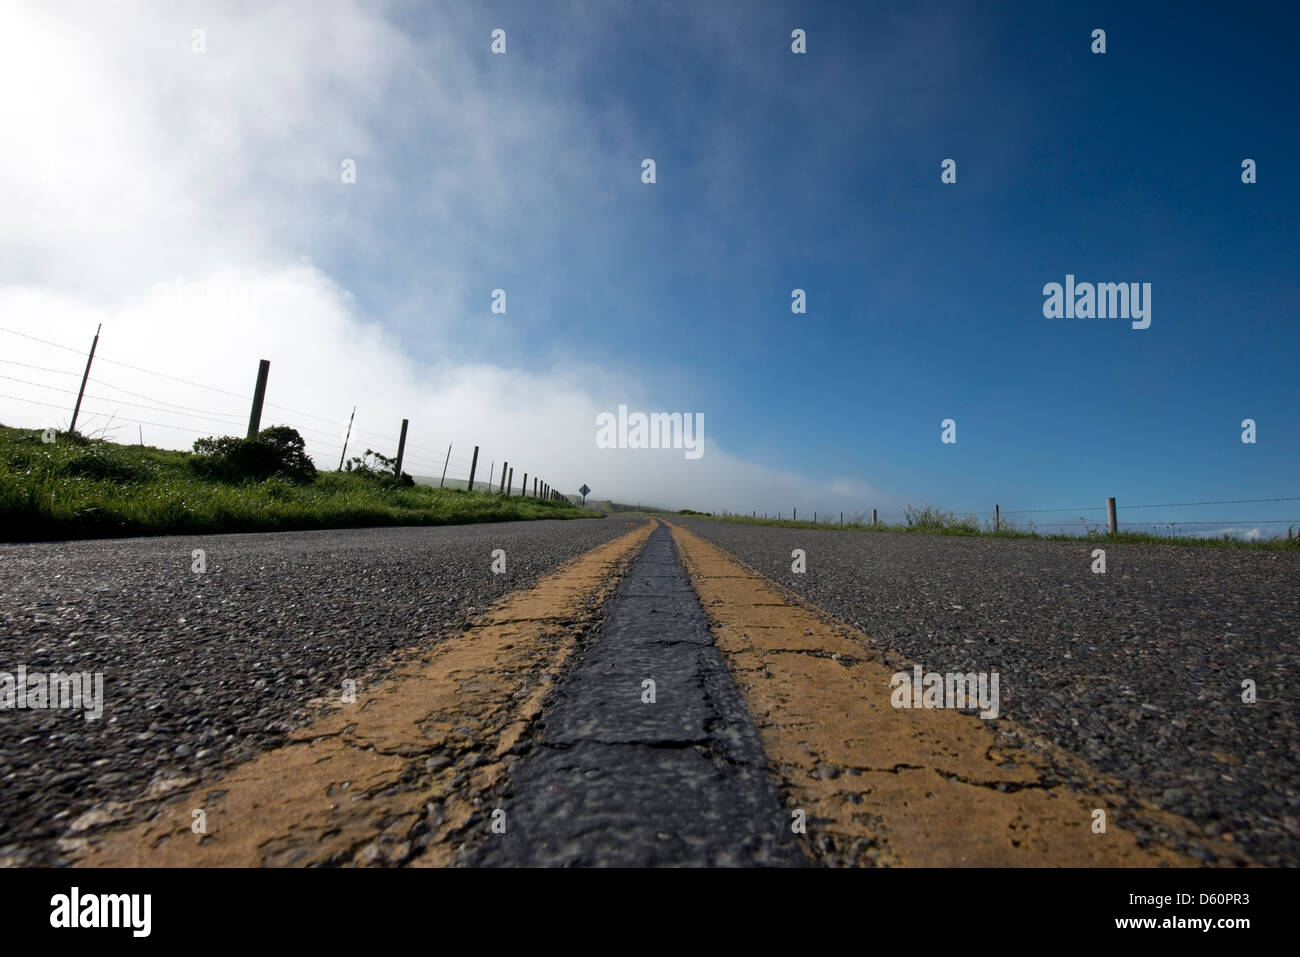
190, 426, 317, 483
343, 449, 413, 487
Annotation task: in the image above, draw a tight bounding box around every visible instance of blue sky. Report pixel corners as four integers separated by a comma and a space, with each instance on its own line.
1, 1, 1296, 533
344, 1, 1300, 529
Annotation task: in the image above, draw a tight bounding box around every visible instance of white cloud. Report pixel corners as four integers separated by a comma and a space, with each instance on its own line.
0, 0, 898, 516
0, 276, 896, 513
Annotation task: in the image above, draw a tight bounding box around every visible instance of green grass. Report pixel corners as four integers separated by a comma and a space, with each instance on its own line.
0, 424, 600, 542
689, 504, 1300, 550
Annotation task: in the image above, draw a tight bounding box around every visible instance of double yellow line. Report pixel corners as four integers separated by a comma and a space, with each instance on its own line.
73, 517, 1247, 867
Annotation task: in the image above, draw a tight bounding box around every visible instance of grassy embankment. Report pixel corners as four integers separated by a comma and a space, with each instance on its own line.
680, 504, 1300, 550
0, 424, 598, 542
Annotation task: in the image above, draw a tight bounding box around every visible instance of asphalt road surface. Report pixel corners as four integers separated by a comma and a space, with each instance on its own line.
672, 517, 1300, 866
0, 518, 634, 866
465, 524, 804, 866
1, 513, 1296, 866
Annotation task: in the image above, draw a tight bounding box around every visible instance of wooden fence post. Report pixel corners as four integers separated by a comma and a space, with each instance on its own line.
995, 504, 1000, 531
394, 419, 409, 477
246, 358, 270, 438
440, 444, 451, 487
507, 467, 513, 496
467, 446, 479, 490
69, 324, 102, 435
337, 406, 355, 471
1107, 497, 1117, 534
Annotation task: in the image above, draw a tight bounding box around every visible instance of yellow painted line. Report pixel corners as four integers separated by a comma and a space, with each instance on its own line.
667, 521, 1252, 867
71, 519, 655, 867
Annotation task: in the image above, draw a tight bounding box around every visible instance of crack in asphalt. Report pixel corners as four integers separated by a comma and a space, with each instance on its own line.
464, 523, 807, 867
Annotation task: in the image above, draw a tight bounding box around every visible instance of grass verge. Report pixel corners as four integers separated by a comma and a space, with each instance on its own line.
0, 424, 599, 542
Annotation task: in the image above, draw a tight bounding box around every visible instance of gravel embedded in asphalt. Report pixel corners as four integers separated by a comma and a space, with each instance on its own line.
671, 518, 1300, 867
0, 517, 636, 866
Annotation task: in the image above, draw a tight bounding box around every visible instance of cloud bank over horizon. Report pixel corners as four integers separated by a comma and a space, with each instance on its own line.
0, 1, 899, 516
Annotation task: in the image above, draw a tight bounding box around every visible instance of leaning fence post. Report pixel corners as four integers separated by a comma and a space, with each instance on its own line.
246, 358, 270, 438
337, 406, 356, 471
69, 324, 102, 435
499, 462, 508, 494
394, 419, 409, 477
1107, 497, 1117, 534
507, 467, 514, 495
467, 446, 479, 491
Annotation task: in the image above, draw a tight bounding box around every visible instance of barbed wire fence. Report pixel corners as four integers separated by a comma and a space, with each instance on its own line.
0, 326, 571, 502
726, 497, 1300, 539
5, 326, 1295, 534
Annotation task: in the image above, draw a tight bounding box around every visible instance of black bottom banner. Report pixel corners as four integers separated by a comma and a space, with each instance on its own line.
0, 865, 1284, 944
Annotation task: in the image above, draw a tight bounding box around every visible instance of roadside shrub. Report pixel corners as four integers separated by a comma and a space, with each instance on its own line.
191, 426, 317, 483
343, 449, 413, 487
